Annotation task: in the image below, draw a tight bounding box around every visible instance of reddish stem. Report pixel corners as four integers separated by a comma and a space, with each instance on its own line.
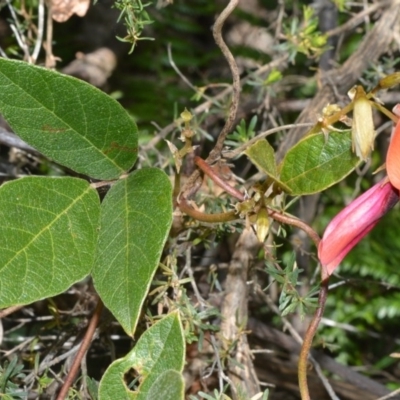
267, 208, 321, 248
194, 156, 245, 201
298, 278, 329, 400
178, 198, 238, 223
56, 299, 104, 400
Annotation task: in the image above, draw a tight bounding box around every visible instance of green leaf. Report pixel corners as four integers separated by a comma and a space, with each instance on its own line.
93, 168, 173, 335
245, 139, 292, 193
0, 177, 100, 308
0, 58, 138, 180
144, 370, 184, 400
279, 131, 360, 195
98, 312, 185, 400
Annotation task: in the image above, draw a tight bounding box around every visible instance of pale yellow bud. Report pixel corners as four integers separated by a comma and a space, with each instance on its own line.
180, 108, 193, 123
348, 86, 375, 161
255, 208, 270, 243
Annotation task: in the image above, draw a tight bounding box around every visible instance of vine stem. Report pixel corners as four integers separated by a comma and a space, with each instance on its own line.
178, 198, 238, 223
56, 298, 104, 400
298, 277, 329, 400
180, 0, 239, 200
207, 0, 240, 164
194, 156, 245, 201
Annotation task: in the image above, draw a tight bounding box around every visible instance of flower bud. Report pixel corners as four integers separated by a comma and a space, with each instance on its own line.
255, 208, 270, 242
348, 86, 375, 161
318, 180, 399, 279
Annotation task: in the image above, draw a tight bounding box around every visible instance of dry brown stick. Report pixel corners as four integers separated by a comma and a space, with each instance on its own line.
207, 0, 240, 164
56, 299, 103, 400
220, 228, 261, 399
0, 305, 24, 318
325, 0, 393, 38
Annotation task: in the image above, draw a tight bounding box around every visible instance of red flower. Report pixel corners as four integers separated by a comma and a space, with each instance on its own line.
386, 104, 400, 190
318, 180, 399, 279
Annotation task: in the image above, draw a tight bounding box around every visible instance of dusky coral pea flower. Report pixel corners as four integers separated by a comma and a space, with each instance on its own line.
386, 104, 400, 190
318, 180, 399, 279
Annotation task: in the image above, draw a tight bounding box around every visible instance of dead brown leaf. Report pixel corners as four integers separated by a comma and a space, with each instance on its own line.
50, 0, 90, 23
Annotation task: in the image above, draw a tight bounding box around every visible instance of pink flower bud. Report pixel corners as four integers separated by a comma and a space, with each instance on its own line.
318, 180, 399, 279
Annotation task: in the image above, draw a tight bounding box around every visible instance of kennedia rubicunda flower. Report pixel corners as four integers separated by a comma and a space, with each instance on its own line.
386, 104, 400, 190
318, 180, 399, 279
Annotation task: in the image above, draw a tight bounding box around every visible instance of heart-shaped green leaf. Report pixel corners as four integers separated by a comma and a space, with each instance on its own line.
0, 177, 100, 308
279, 131, 360, 195
0, 58, 138, 180
92, 168, 173, 335
245, 139, 292, 193
98, 312, 185, 400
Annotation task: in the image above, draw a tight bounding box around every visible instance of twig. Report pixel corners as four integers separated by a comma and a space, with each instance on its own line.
194, 156, 245, 201
23, 343, 81, 384
259, 288, 339, 400
45, 2, 56, 68
167, 44, 216, 106
56, 299, 103, 400
376, 387, 400, 400
325, 0, 392, 38
267, 209, 320, 249
298, 278, 330, 400
178, 198, 238, 223
209, 333, 236, 395
0, 305, 24, 318
6, 0, 31, 61
32, 0, 45, 63
207, 0, 240, 164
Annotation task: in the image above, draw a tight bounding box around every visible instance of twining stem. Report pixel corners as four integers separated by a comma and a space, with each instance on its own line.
179, 198, 238, 223
194, 156, 245, 201
267, 209, 320, 249
207, 0, 240, 164
298, 278, 329, 400
56, 299, 104, 400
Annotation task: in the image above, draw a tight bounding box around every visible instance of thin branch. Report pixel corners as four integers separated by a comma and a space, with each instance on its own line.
45, 2, 56, 68
325, 0, 392, 38
178, 198, 238, 223
194, 156, 245, 201
167, 44, 217, 106
32, 0, 45, 63
267, 208, 320, 249
207, 0, 240, 164
259, 288, 338, 400
56, 299, 103, 400
376, 386, 400, 400
298, 278, 330, 400
6, 0, 31, 61
0, 305, 24, 318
